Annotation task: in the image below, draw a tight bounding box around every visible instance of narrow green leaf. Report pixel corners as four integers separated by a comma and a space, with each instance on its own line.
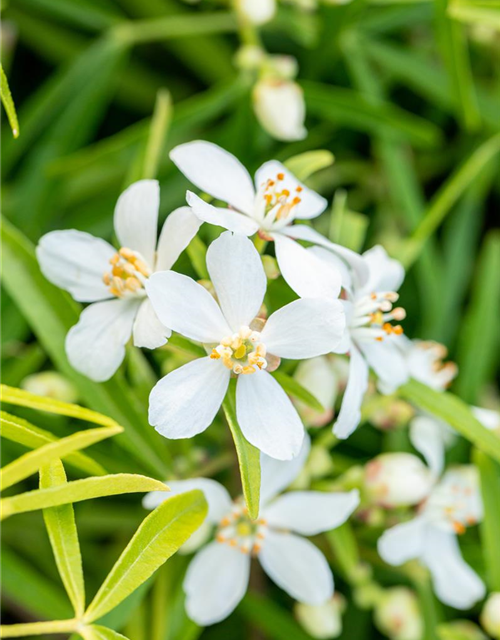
80, 625, 130, 640
399, 379, 500, 464
284, 150, 334, 182
413, 574, 441, 640
448, 1, 500, 28
1, 425, 121, 490
239, 592, 313, 640
0, 411, 106, 477
40, 460, 85, 617
0, 618, 78, 638
325, 522, 360, 581
1, 474, 169, 521
473, 449, 500, 591
328, 190, 369, 253
0, 64, 20, 138
84, 490, 207, 622
271, 371, 324, 414
222, 380, 261, 520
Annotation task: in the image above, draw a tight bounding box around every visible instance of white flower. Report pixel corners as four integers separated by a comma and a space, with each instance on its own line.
169, 140, 369, 294
236, 0, 276, 25
146, 231, 345, 460
295, 594, 346, 639
143, 437, 359, 626
405, 339, 458, 391
364, 453, 435, 508
253, 78, 307, 141
373, 587, 423, 640
481, 592, 500, 639
37, 180, 201, 382
378, 466, 485, 610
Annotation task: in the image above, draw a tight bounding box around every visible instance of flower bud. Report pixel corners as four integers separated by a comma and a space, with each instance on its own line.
364, 453, 434, 508
293, 356, 338, 427
374, 587, 423, 640
481, 592, 500, 639
21, 371, 78, 404
295, 594, 346, 639
236, 0, 276, 25
253, 78, 307, 142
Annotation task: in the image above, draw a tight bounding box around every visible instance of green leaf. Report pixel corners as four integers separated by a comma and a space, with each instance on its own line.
1, 474, 169, 521
222, 380, 261, 520
80, 625, 130, 640
40, 460, 85, 617
448, 0, 500, 28
473, 449, 500, 591
328, 190, 368, 253
325, 522, 360, 581
271, 371, 324, 414
1, 425, 121, 489
84, 490, 207, 623
284, 150, 334, 182
0, 64, 19, 138
0, 411, 106, 477
239, 592, 313, 640
399, 379, 500, 464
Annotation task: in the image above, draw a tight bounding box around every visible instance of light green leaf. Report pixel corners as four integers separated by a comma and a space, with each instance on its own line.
325, 522, 360, 581
1, 424, 121, 489
328, 190, 368, 253
271, 371, 324, 414
0, 618, 78, 638
400, 379, 500, 464
0, 411, 106, 477
80, 625, 130, 640
84, 490, 207, 623
222, 380, 260, 520
40, 460, 85, 617
284, 150, 334, 182
1, 474, 169, 521
0, 65, 20, 138
448, 1, 500, 30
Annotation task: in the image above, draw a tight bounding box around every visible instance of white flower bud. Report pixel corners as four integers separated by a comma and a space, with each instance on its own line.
236, 0, 276, 25
364, 453, 434, 508
481, 592, 500, 639
293, 356, 338, 427
374, 587, 423, 640
295, 594, 345, 639
234, 45, 265, 71
253, 78, 307, 142
21, 371, 78, 404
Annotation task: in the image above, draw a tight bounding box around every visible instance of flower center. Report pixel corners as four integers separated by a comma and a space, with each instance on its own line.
102, 247, 151, 298
424, 471, 480, 534
256, 172, 303, 229
351, 291, 406, 343
210, 325, 267, 375
216, 501, 268, 555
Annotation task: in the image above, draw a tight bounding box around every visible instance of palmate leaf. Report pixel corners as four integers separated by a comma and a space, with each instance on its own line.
84, 490, 207, 623
0, 424, 121, 489
40, 460, 85, 618
222, 379, 261, 520
0, 474, 169, 521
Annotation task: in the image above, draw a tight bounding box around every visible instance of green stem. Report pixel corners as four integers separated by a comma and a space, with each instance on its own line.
0, 619, 78, 638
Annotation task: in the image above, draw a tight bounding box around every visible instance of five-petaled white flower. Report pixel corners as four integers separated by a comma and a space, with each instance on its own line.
37, 180, 200, 381
146, 231, 345, 460
143, 436, 359, 626
169, 140, 369, 297
378, 465, 485, 610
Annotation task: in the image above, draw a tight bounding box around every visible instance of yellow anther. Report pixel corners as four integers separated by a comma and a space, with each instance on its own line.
371, 311, 383, 325
383, 322, 393, 334
210, 349, 221, 360
376, 336, 384, 342
292, 196, 301, 205
242, 366, 255, 374
125, 277, 141, 292
229, 539, 238, 547
102, 272, 111, 285
277, 172, 284, 180
119, 247, 135, 259
134, 259, 151, 277
296, 185, 303, 192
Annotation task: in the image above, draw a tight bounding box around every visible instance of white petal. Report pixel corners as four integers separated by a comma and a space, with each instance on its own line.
260, 434, 311, 506
261, 299, 345, 359
114, 180, 159, 267
281, 225, 370, 287
155, 206, 202, 272
409, 415, 447, 477
186, 192, 259, 235
36, 230, 115, 302
423, 528, 486, 609
65, 299, 139, 382
378, 517, 427, 566
309, 245, 353, 293
255, 161, 327, 220
184, 541, 251, 625
333, 345, 369, 439
206, 231, 266, 331
236, 371, 304, 460
133, 298, 171, 350
259, 531, 333, 605
146, 271, 230, 343
263, 489, 359, 535
143, 478, 232, 524
149, 357, 230, 439
360, 338, 409, 392
359, 245, 404, 295
273, 234, 341, 300
170, 141, 256, 215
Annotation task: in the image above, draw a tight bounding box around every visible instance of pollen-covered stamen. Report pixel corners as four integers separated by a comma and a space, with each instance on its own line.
215, 501, 268, 555
102, 247, 151, 298
256, 173, 303, 228
210, 326, 268, 375
351, 292, 406, 343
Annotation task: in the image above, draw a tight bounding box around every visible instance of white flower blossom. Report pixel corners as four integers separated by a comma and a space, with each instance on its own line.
146, 231, 345, 460
37, 180, 200, 381
143, 437, 359, 626
378, 466, 485, 610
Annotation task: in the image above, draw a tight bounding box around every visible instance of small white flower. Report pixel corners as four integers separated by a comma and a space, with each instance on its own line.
146, 231, 345, 460
253, 78, 307, 141
373, 587, 423, 640
481, 592, 500, 639
169, 140, 369, 294
37, 180, 201, 381
378, 465, 485, 610
236, 0, 276, 25
406, 339, 458, 391
295, 594, 346, 639
143, 437, 359, 626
